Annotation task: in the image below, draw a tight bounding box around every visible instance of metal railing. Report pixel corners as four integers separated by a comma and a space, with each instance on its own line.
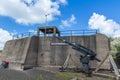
12, 29, 98, 39
60, 29, 98, 36
13, 32, 37, 39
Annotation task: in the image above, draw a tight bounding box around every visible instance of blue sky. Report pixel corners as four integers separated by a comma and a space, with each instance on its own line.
0, 0, 120, 49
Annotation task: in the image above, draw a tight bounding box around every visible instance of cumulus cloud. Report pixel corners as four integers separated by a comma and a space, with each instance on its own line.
60, 14, 76, 29
0, 0, 67, 25
88, 13, 120, 37
0, 28, 12, 50
57, 0, 67, 5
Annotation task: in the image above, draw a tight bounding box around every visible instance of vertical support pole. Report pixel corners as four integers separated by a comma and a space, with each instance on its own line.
70, 30, 72, 42
58, 32, 60, 42
45, 14, 49, 41
83, 30, 85, 45
45, 27, 46, 40
37, 28, 40, 36
53, 27, 56, 37
53, 27, 56, 42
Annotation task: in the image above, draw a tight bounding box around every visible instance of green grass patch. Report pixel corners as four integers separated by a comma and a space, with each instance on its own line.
37, 75, 43, 80
56, 72, 75, 80
83, 77, 88, 80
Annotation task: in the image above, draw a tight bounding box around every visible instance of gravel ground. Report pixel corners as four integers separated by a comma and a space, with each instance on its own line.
0, 68, 116, 80
0, 69, 63, 80
25, 69, 63, 80
0, 69, 30, 80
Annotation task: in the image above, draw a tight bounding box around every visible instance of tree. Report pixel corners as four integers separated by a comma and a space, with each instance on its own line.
110, 37, 120, 58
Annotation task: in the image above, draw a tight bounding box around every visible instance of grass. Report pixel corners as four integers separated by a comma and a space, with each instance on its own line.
83, 78, 88, 80
56, 72, 75, 80
37, 75, 43, 80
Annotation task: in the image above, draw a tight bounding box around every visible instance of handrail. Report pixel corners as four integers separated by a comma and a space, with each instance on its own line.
12, 29, 98, 39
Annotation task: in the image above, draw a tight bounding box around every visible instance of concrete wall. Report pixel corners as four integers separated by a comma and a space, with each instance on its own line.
37, 34, 110, 69
0, 33, 110, 70
24, 36, 39, 68
96, 33, 110, 69
0, 36, 38, 69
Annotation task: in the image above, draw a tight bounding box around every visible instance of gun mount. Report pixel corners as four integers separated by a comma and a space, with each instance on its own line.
54, 36, 101, 75
56, 37, 100, 62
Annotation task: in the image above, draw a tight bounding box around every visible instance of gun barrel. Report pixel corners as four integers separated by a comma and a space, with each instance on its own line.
94, 57, 101, 62
56, 36, 78, 48
56, 36, 66, 42
55, 36, 101, 62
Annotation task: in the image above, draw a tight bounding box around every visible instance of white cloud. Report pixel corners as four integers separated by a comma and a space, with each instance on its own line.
88, 13, 120, 37
22, 0, 33, 4
70, 15, 76, 22
0, 28, 12, 50
0, 0, 67, 25
60, 14, 76, 29
57, 0, 67, 5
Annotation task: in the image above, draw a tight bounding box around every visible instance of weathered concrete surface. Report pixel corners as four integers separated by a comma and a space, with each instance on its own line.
24, 36, 39, 68
0, 36, 39, 70
38, 33, 110, 69
0, 68, 114, 80
38, 35, 96, 66
96, 33, 110, 69
1, 37, 31, 63
0, 33, 110, 70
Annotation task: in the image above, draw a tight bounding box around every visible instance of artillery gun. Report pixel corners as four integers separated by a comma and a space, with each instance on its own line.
54, 36, 101, 74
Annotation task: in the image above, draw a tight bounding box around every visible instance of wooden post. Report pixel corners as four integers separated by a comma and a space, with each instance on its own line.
94, 52, 109, 72
92, 72, 116, 79
109, 55, 120, 80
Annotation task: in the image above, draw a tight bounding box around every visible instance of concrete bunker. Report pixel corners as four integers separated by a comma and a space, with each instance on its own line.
0, 26, 110, 70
